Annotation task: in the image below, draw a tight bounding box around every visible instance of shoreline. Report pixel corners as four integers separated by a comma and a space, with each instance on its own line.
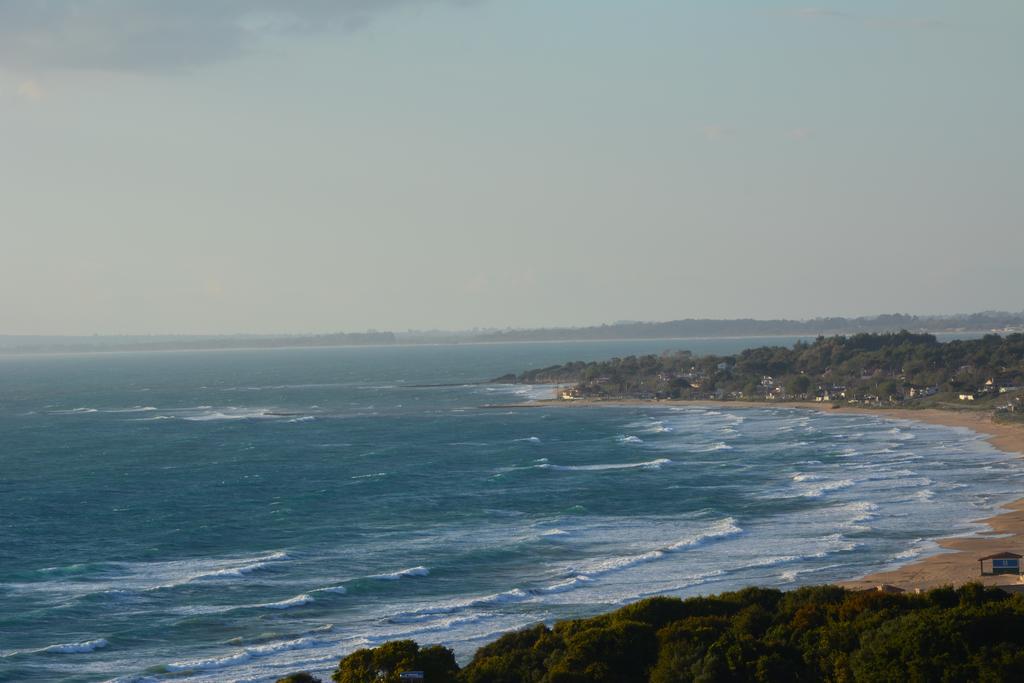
502, 397, 1024, 592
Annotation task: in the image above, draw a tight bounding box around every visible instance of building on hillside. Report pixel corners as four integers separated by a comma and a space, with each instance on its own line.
959, 392, 976, 401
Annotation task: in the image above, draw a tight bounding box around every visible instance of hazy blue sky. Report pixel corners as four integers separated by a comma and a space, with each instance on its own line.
1, 1, 1021, 334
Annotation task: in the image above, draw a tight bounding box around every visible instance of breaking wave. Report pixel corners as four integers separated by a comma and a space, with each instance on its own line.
257, 593, 315, 610
4, 638, 109, 657
370, 566, 430, 580
537, 458, 672, 472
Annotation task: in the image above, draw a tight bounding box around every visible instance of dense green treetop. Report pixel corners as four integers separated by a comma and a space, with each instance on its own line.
315, 583, 1024, 682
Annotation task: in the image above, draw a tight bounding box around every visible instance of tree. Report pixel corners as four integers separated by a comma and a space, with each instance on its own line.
786, 375, 811, 396
332, 641, 459, 683
277, 674, 322, 683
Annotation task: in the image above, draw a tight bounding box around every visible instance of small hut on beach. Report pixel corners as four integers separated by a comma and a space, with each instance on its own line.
978, 552, 1022, 576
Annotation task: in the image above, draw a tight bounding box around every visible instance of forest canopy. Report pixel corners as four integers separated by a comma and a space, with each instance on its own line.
283, 583, 1024, 682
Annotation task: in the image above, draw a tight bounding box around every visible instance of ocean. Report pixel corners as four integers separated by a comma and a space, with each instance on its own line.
1, 337, 1020, 682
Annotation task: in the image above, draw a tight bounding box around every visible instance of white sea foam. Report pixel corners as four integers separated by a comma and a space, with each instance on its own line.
370, 566, 430, 580
3, 638, 109, 656
745, 555, 803, 569
165, 651, 255, 673
315, 585, 348, 595
800, 479, 855, 498
541, 575, 593, 593
540, 528, 570, 537
664, 517, 743, 550
371, 612, 503, 644
631, 420, 674, 434
843, 501, 880, 524
531, 518, 741, 595
243, 636, 327, 656
288, 416, 316, 423
817, 533, 860, 554
35, 638, 109, 655
184, 408, 278, 421
11, 551, 293, 601
573, 550, 665, 577
887, 427, 916, 441
391, 589, 532, 622
691, 442, 732, 452
258, 593, 315, 610
193, 562, 272, 580
616, 435, 644, 444
780, 564, 842, 583
632, 570, 727, 599
538, 458, 672, 472
187, 552, 290, 582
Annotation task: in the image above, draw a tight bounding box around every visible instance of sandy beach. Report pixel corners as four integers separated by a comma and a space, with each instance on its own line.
508, 397, 1024, 592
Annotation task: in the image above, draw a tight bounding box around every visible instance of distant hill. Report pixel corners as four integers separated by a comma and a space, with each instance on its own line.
470, 312, 1024, 343
4, 312, 1022, 354
0, 331, 397, 354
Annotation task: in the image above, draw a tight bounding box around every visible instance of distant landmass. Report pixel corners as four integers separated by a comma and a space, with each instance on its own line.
469, 312, 1024, 343
496, 331, 1024, 414
2, 312, 1022, 354
0, 331, 397, 354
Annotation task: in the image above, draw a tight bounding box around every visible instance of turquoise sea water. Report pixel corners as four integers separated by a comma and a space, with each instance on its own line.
1, 338, 1020, 682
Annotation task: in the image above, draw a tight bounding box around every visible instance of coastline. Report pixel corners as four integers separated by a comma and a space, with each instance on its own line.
828, 407, 1024, 592
503, 396, 1024, 592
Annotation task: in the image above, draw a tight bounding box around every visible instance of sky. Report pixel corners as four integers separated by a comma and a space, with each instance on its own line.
1, 0, 1021, 335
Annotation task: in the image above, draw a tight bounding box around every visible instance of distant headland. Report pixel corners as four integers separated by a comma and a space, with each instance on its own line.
3, 311, 1023, 355
494, 331, 1024, 419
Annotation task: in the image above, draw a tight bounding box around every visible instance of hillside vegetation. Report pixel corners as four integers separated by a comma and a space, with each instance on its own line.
281, 583, 1024, 682
498, 332, 1024, 411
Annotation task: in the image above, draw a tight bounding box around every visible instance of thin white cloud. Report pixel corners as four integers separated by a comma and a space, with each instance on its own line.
0, 1, 472, 73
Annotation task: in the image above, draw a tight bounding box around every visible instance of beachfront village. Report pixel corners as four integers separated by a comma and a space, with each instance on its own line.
501, 332, 1024, 418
